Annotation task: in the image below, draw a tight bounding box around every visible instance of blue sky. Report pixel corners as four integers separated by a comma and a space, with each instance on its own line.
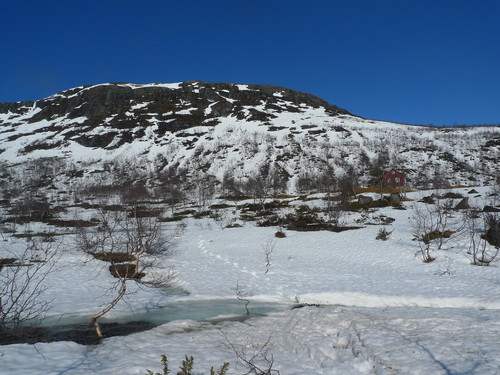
1, 1, 499, 126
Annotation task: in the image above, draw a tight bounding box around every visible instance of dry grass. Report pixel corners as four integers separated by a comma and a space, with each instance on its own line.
355, 186, 416, 194
109, 263, 145, 279
89, 252, 136, 263
422, 230, 455, 244
266, 194, 297, 200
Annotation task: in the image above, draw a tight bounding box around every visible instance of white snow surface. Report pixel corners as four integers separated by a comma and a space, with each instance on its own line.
1, 187, 500, 374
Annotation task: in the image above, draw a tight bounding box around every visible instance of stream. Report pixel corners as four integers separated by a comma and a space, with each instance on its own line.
1, 298, 292, 345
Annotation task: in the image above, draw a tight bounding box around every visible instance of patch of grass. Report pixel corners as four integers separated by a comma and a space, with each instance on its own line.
420, 196, 435, 204
240, 214, 256, 222
128, 206, 163, 218
159, 215, 186, 222
392, 204, 407, 210
356, 213, 395, 225
225, 223, 243, 228
257, 215, 281, 227
77, 203, 125, 211
257, 206, 362, 232
209, 203, 234, 210
89, 252, 136, 263
176, 209, 197, 216
439, 192, 463, 199
268, 194, 297, 199
349, 198, 393, 210
298, 195, 322, 202
422, 230, 455, 244
241, 200, 289, 212
355, 187, 415, 194
218, 195, 251, 201
253, 210, 275, 218
12, 232, 60, 239
45, 218, 97, 228
288, 223, 362, 232
192, 210, 211, 219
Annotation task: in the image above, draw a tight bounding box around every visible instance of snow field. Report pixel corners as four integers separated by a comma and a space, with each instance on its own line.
1, 186, 499, 374
2, 306, 499, 374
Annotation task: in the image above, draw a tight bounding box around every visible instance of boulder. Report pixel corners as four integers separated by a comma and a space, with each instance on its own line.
390, 193, 401, 205
454, 197, 470, 210
358, 195, 374, 206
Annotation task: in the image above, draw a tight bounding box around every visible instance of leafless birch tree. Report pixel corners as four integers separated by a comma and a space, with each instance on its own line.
76, 207, 179, 337
0, 238, 58, 333
464, 210, 499, 266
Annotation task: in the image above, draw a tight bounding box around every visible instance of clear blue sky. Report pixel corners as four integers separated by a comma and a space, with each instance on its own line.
1, 1, 499, 126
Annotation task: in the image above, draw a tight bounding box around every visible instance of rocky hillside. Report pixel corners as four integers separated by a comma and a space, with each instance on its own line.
0, 81, 498, 200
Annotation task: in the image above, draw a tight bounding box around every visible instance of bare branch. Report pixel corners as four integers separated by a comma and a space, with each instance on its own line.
219, 329, 280, 375
1, 237, 59, 333
262, 239, 276, 274
75, 207, 179, 337
233, 281, 252, 315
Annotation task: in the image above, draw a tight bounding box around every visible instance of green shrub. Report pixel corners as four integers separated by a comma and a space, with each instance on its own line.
145, 355, 229, 375
376, 227, 393, 240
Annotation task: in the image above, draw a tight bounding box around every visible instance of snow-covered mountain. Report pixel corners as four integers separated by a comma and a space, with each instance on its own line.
0, 81, 498, 195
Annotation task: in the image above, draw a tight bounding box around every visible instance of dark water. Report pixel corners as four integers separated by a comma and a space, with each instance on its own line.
1, 299, 291, 345
0, 320, 156, 345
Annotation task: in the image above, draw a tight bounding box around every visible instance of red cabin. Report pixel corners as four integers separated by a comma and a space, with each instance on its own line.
383, 169, 405, 188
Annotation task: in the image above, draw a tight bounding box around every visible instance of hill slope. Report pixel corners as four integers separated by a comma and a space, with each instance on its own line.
0, 81, 498, 197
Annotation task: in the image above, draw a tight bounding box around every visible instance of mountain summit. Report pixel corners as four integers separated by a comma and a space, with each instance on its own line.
0, 81, 349, 150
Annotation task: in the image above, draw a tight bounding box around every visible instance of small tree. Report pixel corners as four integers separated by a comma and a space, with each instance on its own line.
242, 174, 268, 211
262, 239, 276, 274
411, 196, 461, 262
0, 238, 58, 334
194, 175, 217, 210
76, 207, 179, 337
233, 281, 251, 315
220, 330, 280, 375
464, 210, 499, 266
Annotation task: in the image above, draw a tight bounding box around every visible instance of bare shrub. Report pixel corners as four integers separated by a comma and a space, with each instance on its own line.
0, 238, 58, 333
233, 281, 252, 315
220, 330, 280, 375
464, 211, 499, 266
376, 227, 393, 241
75, 207, 179, 337
411, 196, 463, 262
262, 239, 276, 274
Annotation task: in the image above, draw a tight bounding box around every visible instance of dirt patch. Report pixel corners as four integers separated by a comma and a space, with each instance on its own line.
109, 263, 145, 279
0, 258, 17, 271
